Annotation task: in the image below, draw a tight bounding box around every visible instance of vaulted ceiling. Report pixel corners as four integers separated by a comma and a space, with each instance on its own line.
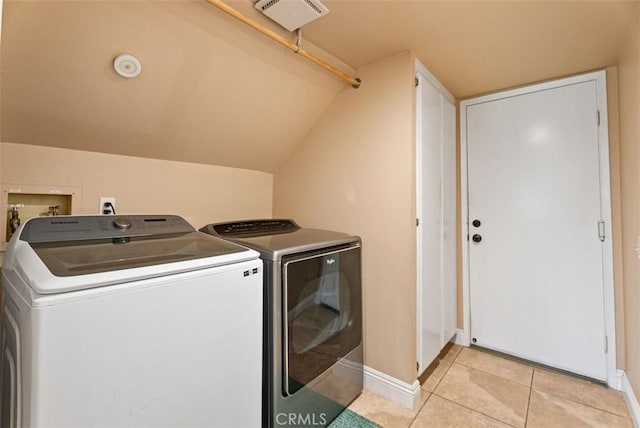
2, 0, 638, 172
304, 0, 640, 97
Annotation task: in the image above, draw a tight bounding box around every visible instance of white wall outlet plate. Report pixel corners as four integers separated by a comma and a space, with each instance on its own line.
99, 197, 116, 215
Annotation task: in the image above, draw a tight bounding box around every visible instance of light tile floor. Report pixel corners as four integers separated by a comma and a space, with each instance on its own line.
348, 345, 633, 427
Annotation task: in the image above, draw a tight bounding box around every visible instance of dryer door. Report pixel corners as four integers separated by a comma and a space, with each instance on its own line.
282, 244, 362, 396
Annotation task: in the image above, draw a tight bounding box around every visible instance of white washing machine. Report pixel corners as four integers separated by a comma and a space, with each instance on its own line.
0, 215, 262, 427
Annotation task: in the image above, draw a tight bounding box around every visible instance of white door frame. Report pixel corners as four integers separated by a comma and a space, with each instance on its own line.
415, 60, 455, 374
459, 70, 618, 388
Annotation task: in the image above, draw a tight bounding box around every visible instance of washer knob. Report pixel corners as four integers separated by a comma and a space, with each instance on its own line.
113, 218, 132, 230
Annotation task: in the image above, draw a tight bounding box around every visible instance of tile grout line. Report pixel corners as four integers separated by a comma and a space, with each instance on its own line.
433, 359, 530, 427
408, 347, 461, 427
531, 385, 633, 420
431, 393, 519, 428
453, 360, 533, 388
449, 360, 531, 390
407, 390, 432, 427
470, 346, 631, 421
431, 360, 455, 391
433, 346, 463, 391
416, 347, 630, 427
408, 352, 460, 428
524, 368, 535, 427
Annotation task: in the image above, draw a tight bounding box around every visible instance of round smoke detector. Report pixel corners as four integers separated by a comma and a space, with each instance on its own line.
113, 54, 142, 78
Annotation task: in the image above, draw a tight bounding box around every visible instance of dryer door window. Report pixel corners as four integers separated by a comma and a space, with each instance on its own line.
282, 245, 362, 396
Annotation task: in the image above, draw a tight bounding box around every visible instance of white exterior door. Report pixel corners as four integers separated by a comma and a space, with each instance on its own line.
463, 73, 612, 381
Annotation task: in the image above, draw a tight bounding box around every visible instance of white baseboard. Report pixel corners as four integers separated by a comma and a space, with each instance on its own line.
619, 370, 640, 427
455, 328, 469, 346
363, 365, 421, 410
617, 369, 625, 391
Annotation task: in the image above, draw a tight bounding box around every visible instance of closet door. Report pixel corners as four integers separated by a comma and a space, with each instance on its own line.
416, 64, 457, 373
441, 99, 457, 345
417, 75, 443, 371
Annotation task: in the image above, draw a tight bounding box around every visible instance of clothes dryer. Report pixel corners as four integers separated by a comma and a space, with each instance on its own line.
200, 219, 363, 427
1, 215, 262, 427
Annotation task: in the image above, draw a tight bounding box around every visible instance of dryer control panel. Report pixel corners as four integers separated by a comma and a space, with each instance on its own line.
204, 219, 300, 237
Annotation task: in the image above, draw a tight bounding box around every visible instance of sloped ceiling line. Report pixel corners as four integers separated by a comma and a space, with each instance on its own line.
206, 0, 361, 88
1, 1, 350, 173
4, 1, 636, 172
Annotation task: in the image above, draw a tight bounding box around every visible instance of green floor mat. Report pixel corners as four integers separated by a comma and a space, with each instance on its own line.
327, 409, 381, 428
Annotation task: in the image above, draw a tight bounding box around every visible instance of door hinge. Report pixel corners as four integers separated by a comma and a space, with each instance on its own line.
417, 361, 420, 372
597, 110, 601, 127
605, 335, 609, 353
598, 220, 605, 242
415, 77, 419, 87
416, 218, 420, 227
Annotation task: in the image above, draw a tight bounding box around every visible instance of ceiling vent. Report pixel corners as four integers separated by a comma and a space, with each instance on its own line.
254, 0, 329, 32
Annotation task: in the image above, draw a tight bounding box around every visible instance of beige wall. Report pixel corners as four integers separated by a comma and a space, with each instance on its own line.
273, 52, 417, 384
618, 10, 640, 394
0, 142, 272, 244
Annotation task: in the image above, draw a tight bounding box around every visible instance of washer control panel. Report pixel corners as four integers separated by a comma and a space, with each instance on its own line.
113, 218, 133, 230
19, 215, 194, 243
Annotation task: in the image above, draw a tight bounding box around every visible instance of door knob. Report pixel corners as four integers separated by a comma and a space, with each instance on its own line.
472, 219, 481, 228
472, 234, 482, 243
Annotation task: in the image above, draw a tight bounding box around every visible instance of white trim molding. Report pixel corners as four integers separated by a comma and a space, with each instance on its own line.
415, 60, 455, 104
363, 365, 421, 410
620, 370, 640, 427
455, 329, 468, 346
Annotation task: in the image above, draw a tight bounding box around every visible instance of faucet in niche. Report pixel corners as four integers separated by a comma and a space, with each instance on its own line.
8, 204, 24, 235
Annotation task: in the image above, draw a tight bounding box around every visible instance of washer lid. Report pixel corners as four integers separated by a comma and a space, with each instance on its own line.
30, 231, 245, 277
5, 215, 258, 294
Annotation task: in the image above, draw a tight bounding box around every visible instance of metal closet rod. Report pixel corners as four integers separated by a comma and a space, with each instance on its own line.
206, 0, 362, 89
